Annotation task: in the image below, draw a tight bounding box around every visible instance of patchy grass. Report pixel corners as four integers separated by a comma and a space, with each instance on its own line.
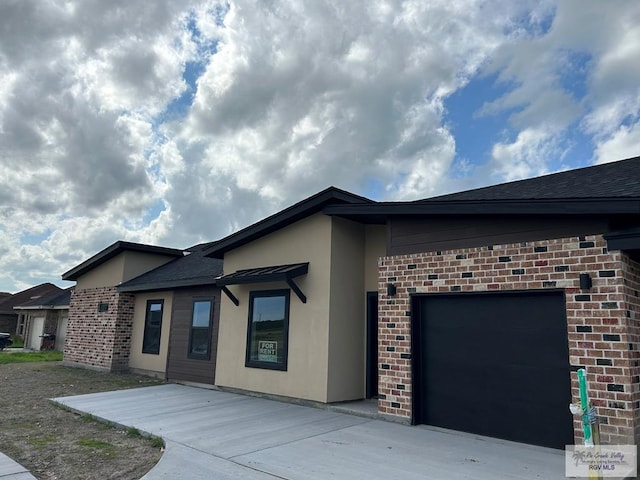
28, 435, 57, 449
149, 436, 164, 449
0, 350, 63, 364
78, 413, 112, 430
76, 439, 117, 458
126, 426, 142, 438
0, 362, 164, 480
126, 426, 165, 449
10, 335, 24, 348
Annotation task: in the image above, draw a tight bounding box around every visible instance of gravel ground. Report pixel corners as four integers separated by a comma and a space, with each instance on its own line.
0, 361, 164, 480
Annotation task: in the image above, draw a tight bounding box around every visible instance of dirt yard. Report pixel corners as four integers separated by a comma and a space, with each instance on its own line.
0, 362, 164, 480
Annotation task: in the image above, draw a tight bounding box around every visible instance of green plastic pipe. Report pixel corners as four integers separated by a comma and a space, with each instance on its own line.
578, 368, 594, 447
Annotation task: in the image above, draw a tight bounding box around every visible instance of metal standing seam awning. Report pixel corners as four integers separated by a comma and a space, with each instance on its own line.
216, 263, 309, 305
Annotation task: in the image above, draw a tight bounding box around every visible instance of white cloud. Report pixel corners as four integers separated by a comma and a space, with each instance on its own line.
471, 0, 640, 182
175, 0, 517, 214
490, 128, 563, 181
1, 0, 640, 293
595, 123, 640, 164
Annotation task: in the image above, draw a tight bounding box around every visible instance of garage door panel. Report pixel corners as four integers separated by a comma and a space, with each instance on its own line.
416, 291, 574, 450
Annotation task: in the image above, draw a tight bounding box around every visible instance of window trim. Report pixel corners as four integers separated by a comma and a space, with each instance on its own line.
188, 297, 214, 360
245, 289, 290, 371
142, 299, 164, 355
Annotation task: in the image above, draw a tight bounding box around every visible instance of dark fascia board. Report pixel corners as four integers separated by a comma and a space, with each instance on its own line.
217, 263, 309, 286
204, 187, 373, 259
604, 227, 640, 251
62, 241, 184, 281
323, 198, 640, 218
14, 304, 68, 311
118, 277, 219, 293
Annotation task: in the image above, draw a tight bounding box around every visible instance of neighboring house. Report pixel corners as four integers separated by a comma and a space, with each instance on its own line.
62, 155, 640, 451
0, 283, 64, 336
14, 288, 72, 351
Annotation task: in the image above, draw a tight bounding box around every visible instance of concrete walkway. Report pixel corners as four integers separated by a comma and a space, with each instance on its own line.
0, 452, 36, 479
53, 384, 567, 480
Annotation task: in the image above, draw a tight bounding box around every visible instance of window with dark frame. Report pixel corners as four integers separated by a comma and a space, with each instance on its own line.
245, 289, 290, 371
142, 299, 163, 355
188, 299, 213, 359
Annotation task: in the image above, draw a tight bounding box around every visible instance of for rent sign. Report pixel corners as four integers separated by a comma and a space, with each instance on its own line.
258, 341, 278, 363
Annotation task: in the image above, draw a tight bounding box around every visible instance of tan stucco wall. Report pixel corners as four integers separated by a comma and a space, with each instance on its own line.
327, 217, 365, 401
129, 291, 173, 376
364, 225, 386, 292
76, 251, 178, 290
215, 213, 333, 402
76, 253, 126, 289
122, 251, 178, 283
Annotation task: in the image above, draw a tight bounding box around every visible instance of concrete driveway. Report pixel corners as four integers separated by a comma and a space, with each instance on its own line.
53, 384, 566, 479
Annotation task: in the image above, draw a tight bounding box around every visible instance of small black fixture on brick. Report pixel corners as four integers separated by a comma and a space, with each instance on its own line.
387, 283, 397, 296
579, 273, 592, 290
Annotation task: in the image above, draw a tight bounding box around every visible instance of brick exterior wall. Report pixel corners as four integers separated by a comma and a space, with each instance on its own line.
64, 287, 135, 372
378, 234, 640, 444
621, 253, 640, 444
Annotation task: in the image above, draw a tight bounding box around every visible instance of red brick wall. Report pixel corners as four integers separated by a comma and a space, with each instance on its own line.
64, 287, 135, 372
378, 234, 638, 444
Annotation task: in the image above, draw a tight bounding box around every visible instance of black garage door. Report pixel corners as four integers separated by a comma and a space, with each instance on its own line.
412, 291, 574, 449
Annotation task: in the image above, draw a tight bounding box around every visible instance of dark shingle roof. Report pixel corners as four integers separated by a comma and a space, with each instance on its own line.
0, 283, 64, 314
423, 156, 640, 202
323, 156, 640, 219
118, 242, 223, 292
14, 287, 73, 309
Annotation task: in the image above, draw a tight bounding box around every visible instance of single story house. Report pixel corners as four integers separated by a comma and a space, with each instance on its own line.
62, 155, 640, 450
0, 283, 65, 336
14, 288, 72, 351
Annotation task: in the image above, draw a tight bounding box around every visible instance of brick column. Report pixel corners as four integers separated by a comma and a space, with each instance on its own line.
621, 253, 640, 445
64, 287, 135, 372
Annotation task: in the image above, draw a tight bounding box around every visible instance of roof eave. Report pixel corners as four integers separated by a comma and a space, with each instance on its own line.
204, 188, 373, 259
604, 227, 640, 251
324, 198, 640, 217
62, 241, 184, 281
117, 278, 220, 293
13, 305, 68, 310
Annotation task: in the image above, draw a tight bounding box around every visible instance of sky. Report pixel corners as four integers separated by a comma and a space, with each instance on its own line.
1, 0, 639, 293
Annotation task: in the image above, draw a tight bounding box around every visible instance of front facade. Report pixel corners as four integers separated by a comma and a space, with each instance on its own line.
62, 156, 640, 450
377, 233, 639, 447
322, 156, 640, 448
213, 211, 385, 403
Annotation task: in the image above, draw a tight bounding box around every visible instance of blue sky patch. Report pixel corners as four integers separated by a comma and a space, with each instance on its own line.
444, 73, 517, 167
